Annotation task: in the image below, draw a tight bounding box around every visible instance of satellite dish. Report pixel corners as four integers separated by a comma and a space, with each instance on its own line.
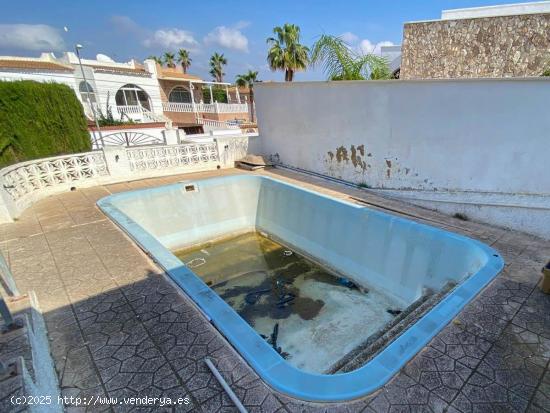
96, 54, 115, 63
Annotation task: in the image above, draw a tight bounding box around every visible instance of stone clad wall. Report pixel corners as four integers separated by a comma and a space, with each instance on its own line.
400, 13, 550, 79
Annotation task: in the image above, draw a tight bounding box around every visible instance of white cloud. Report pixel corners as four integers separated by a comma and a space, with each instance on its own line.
143, 28, 198, 49
340, 31, 358, 44
110, 15, 142, 34
0, 24, 65, 52
358, 39, 394, 55
204, 25, 249, 52
234, 21, 251, 30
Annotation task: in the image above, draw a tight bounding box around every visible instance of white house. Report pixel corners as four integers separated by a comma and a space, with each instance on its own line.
0, 52, 166, 123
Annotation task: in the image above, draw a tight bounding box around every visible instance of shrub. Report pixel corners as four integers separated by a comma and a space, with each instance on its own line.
202, 86, 228, 103
0, 80, 91, 167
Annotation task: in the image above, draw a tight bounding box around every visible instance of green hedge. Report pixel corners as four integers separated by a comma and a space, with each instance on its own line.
202, 86, 228, 103
0, 80, 91, 167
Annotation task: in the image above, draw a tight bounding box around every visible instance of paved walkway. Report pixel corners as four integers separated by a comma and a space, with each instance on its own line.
1, 168, 549, 412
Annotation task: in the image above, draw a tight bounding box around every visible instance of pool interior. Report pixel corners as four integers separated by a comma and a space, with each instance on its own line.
174, 231, 404, 374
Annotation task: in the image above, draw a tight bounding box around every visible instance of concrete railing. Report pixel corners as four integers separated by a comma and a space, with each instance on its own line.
0, 134, 256, 222
162, 101, 248, 114
197, 117, 240, 130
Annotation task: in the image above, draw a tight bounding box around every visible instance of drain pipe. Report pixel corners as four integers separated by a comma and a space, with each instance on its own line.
204, 358, 248, 413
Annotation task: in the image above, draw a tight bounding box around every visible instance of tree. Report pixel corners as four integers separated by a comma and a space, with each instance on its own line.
177, 49, 192, 74
235, 70, 259, 123
147, 55, 162, 65
310, 34, 390, 81
267, 24, 309, 81
163, 52, 176, 68
209, 52, 227, 82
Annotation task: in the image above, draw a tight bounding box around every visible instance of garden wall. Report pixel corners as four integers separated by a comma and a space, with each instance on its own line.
254, 78, 550, 239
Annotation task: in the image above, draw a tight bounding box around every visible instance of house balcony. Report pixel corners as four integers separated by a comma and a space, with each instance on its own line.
162, 102, 249, 114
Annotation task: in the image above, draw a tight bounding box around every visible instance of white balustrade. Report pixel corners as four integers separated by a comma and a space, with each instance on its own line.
2, 152, 109, 201
126, 143, 219, 171
116, 105, 144, 114
0, 135, 255, 223
162, 102, 248, 114
197, 117, 240, 130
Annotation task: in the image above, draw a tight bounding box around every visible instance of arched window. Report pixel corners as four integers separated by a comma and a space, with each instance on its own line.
169, 86, 192, 103
115, 84, 151, 110
79, 81, 96, 104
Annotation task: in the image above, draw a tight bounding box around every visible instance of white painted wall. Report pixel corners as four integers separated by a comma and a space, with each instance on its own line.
0, 70, 76, 88
87, 70, 163, 117
441, 1, 550, 20
254, 79, 550, 239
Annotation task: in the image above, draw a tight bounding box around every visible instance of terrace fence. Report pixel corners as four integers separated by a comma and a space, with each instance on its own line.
0, 134, 256, 222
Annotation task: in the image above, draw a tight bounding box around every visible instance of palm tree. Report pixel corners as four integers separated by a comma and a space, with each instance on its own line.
235, 70, 259, 123
209, 52, 227, 82
147, 55, 162, 65
163, 52, 176, 68
310, 34, 390, 81
177, 49, 192, 74
267, 24, 309, 81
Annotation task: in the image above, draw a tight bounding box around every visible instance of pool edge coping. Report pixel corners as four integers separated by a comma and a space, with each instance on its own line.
96, 174, 504, 402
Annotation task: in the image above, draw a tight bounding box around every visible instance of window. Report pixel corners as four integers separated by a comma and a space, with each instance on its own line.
79, 81, 96, 104
115, 84, 151, 110
169, 87, 192, 103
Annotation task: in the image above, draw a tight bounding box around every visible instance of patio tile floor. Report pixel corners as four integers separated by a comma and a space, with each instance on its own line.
1, 168, 548, 412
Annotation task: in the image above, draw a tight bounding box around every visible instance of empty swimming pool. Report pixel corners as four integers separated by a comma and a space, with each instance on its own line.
98, 174, 503, 401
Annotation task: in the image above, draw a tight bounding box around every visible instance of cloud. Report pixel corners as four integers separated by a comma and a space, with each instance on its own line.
234, 21, 251, 30
204, 25, 249, 52
339, 32, 358, 44
0, 24, 65, 52
110, 15, 142, 34
143, 28, 198, 49
358, 39, 394, 55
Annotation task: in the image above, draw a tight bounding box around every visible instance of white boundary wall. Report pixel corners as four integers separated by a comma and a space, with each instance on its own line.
0, 135, 256, 222
254, 79, 550, 239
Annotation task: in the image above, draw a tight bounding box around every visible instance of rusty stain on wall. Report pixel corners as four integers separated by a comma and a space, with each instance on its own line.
350, 145, 367, 171
323, 145, 432, 190
335, 146, 349, 162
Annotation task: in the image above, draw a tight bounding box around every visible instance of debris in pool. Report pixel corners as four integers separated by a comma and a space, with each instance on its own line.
276, 293, 296, 308
387, 309, 402, 316
338, 277, 358, 289
283, 250, 293, 257
244, 288, 271, 305
200, 249, 210, 255
186, 258, 206, 268
266, 323, 290, 359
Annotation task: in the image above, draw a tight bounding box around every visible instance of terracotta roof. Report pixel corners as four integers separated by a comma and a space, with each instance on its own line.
90, 65, 150, 76
0, 59, 74, 72
158, 68, 202, 81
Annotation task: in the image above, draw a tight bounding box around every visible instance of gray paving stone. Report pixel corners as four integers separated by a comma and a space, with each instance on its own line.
1, 170, 549, 413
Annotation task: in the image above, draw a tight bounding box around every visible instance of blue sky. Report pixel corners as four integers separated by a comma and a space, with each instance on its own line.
0, 0, 541, 81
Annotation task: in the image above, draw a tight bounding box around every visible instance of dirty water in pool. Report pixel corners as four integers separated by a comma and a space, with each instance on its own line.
174, 232, 401, 374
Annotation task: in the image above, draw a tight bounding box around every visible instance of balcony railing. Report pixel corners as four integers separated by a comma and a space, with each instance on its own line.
116, 105, 145, 114
162, 102, 248, 114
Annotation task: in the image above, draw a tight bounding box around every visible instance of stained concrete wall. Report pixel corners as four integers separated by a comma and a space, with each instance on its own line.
254, 79, 550, 239
400, 12, 550, 79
